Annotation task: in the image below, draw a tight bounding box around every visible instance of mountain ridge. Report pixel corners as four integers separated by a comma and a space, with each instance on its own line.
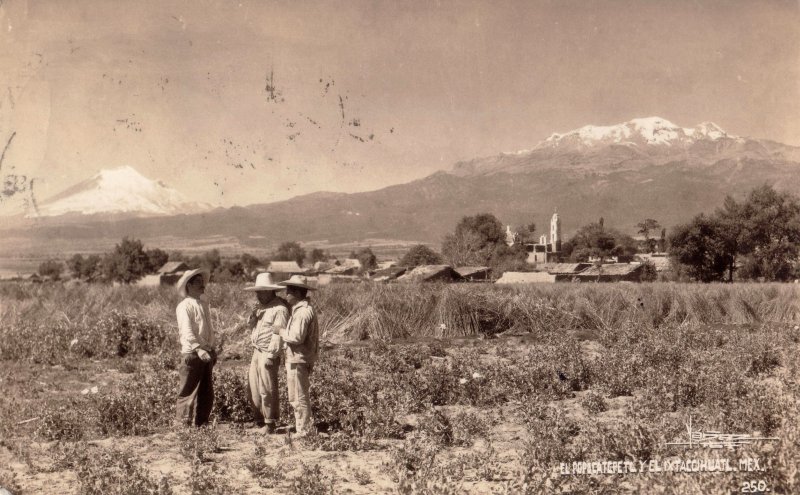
3, 117, 800, 256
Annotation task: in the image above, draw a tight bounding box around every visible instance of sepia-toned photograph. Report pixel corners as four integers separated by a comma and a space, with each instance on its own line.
1, 0, 799, 493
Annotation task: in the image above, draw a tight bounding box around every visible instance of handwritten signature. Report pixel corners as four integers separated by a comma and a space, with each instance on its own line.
666, 417, 779, 450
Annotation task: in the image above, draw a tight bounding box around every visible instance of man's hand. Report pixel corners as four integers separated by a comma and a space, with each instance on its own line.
197, 349, 212, 362
247, 309, 261, 328
272, 325, 282, 335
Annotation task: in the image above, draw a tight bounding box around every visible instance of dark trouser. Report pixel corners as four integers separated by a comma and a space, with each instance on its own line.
176, 351, 215, 427
247, 350, 280, 425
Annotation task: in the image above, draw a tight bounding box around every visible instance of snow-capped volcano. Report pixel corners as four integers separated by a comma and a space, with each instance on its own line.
451, 116, 800, 177
32, 166, 208, 217
539, 117, 734, 149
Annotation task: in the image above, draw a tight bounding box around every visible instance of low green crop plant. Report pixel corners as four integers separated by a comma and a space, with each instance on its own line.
93, 370, 175, 436
288, 463, 334, 495
580, 390, 607, 414
75, 446, 173, 495
189, 461, 232, 495
212, 367, 253, 424
178, 424, 222, 462
246, 443, 286, 488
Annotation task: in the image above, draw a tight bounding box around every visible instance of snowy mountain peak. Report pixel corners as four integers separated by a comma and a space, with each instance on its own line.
540, 117, 735, 149
31, 166, 209, 218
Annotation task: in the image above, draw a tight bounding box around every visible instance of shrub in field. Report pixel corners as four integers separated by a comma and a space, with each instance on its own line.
311, 357, 406, 442
579, 390, 607, 414
212, 367, 252, 424
178, 424, 222, 462
82, 310, 171, 358
395, 473, 463, 495
385, 438, 439, 482
35, 400, 87, 441
0, 469, 21, 493
93, 371, 175, 436
573, 420, 658, 461
48, 440, 91, 471
417, 409, 488, 447
518, 403, 579, 466
0, 321, 75, 364
288, 463, 334, 495
75, 446, 173, 495
189, 461, 232, 495
351, 467, 372, 485
246, 443, 286, 488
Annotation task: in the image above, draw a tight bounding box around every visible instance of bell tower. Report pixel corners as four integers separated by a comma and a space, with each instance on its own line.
550, 211, 561, 252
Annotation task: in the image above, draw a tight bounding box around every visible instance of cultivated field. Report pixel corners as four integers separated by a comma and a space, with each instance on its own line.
1, 282, 799, 494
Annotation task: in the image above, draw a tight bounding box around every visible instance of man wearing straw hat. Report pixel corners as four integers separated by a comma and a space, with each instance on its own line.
273, 274, 319, 437
243, 272, 289, 434
175, 268, 216, 427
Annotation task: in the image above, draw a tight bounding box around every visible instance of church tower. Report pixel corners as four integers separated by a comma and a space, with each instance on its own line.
550, 211, 561, 252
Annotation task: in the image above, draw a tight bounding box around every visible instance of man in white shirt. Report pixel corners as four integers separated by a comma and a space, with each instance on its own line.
175, 268, 216, 427
242, 272, 288, 434
274, 275, 319, 437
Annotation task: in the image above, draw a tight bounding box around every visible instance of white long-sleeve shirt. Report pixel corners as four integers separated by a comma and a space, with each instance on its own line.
250, 298, 288, 358
176, 296, 216, 354
278, 300, 319, 364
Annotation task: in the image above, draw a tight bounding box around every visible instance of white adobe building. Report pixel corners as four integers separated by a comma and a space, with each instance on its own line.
526, 211, 562, 264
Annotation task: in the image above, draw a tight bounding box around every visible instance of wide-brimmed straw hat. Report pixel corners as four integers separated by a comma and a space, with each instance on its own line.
243, 272, 283, 291
176, 268, 210, 298
278, 274, 317, 291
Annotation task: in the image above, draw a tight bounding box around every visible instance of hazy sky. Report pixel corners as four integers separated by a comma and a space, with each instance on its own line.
1, 0, 798, 211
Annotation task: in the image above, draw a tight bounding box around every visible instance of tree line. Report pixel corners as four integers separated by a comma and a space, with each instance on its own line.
38, 239, 382, 284
669, 185, 800, 282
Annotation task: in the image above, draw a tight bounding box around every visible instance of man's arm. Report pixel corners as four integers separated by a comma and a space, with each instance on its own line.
278, 307, 313, 344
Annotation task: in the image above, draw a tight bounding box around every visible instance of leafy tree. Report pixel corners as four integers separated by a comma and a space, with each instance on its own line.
309, 248, 328, 265
442, 213, 506, 266
441, 213, 527, 275
639, 260, 658, 282
214, 260, 246, 282
67, 254, 101, 281
636, 218, 661, 253
188, 249, 222, 275
515, 222, 537, 243
668, 214, 733, 282
240, 253, 263, 275
273, 242, 306, 266
733, 185, 800, 281
399, 244, 443, 267
38, 259, 64, 280
350, 247, 377, 271
562, 222, 636, 263
102, 237, 149, 284
144, 248, 169, 273
658, 228, 667, 253
67, 254, 86, 279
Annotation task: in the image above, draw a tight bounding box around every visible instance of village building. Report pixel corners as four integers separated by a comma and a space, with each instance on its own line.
138, 261, 189, 287
370, 266, 408, 282
312, 261, 335, 273
495, 271, 558, 284
265, 261, 306, 282
534, 262, 591, 280
396, 265, 463, 283
505, 211, 564, 263
574, 263, 647, 282
454, 266, 491, 281
637, 253, 671, 273
325, 258, 362, 276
